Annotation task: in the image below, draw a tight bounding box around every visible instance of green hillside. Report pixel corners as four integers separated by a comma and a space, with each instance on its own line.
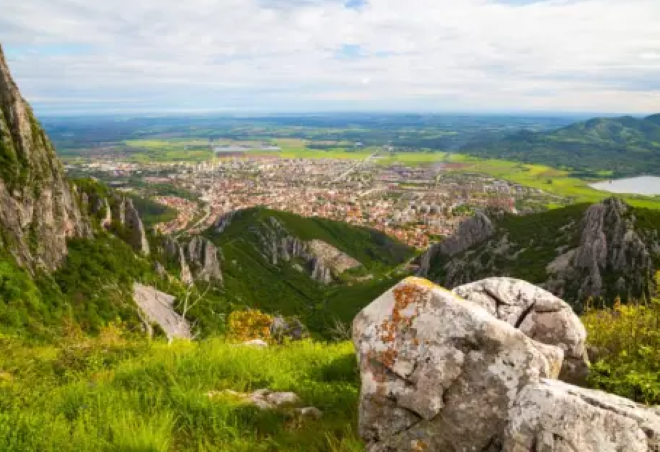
425, 199, 660, 308
462, 114, 660, 177
205, 208, 415, 334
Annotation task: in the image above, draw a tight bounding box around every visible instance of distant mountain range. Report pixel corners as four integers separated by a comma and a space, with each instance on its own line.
461, 114, 660, 177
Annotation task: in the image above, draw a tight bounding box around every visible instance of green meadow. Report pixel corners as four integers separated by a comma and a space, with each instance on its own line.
446, 154, 660, 209
0, 336, 361, 452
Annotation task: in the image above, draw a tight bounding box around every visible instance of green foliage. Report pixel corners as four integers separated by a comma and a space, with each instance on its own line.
0, 254, 47, 334
203, 208, 413, 337
428, 203, 588, 286
50, 235, 153, 333
127, 195, 177, 228
218, 208, 414, 271
0, 336, 362, 451
583, 293, 660, 405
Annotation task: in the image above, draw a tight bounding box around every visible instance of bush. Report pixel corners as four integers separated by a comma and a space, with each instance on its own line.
583, 292, 660, 404
226, 309, 274, 343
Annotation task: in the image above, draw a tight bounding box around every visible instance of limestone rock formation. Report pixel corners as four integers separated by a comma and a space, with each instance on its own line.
556, 197, 652, 299
504, 379, 660, 451
420, 198, 660, 303
353, 277, 563, 451
123, 197, 150, 256
253, 216, 361, 284
269, 316, 308, 342
0, 44, 89, 272
354, 277, 660, 451
186, 236, 223, 282
133, 283, 191, 341
162, 236, 223, 285
417, 211, 494, 277
453, 278, 589, 384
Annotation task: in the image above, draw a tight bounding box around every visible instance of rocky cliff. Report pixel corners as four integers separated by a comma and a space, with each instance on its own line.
418, 211, 495, 277
85, 192, 150, 256
419, 198, 660, 306
250, 216, 362, 284
548, 197, 652, 300
162, 236, 223, 285
0, 44, 89, 272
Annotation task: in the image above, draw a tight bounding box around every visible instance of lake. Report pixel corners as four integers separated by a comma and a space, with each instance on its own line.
590, 176, 660, 196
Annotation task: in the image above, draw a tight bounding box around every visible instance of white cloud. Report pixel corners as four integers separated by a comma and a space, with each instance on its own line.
1, 0, 659, 113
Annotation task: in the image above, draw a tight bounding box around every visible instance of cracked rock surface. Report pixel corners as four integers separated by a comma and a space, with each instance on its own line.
453, 278, 589, 384
503, 379, 660, 452
352, 277, 563, 452
354, 277, 660, 451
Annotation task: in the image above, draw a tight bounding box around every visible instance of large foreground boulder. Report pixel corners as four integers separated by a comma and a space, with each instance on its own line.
453, 278, 589, 384
354, 277, 660, 451
353, 277, 563, 451
504, 379, 660, 451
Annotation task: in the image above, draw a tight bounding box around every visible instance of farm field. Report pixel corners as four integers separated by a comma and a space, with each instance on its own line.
446, 154, 660, 209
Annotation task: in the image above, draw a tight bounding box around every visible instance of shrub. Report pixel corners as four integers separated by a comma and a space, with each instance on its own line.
226, 309, 274, 343
583, 287, 660, 404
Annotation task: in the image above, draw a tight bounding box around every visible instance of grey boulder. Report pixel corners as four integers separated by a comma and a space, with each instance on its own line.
353, 277, 564, 452
504, 379, 660, 452
453, 277, 589, 384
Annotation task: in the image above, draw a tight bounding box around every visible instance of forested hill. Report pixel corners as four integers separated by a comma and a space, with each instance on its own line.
461, 114, 660, 177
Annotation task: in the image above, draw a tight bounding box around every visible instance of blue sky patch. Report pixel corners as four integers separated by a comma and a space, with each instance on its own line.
335, 44, 364, 60
345, 0, 367, 11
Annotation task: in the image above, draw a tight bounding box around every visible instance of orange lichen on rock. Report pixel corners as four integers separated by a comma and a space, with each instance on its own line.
412, 440, 429, 451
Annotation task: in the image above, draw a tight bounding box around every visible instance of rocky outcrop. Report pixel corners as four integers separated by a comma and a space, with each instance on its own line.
269, 316, 308, 343
87, 191, 150, 256
164, 236, 193, 285
504, 380, 660, 451
556, 197, 652, 299
0, 44, 89, 272
353, 277, 563, 451
308, 239, 361, 274
133, 283, 191, 341
353, 277, 660, 451
421, 198, 660, 303
214, 211, 236, 234
162, 236, 223, 285
417, 211, 494, 278
253, 216, 361, 284
186, 236, 223, 282
123, 198, 150, 256
453, 278, 589, 384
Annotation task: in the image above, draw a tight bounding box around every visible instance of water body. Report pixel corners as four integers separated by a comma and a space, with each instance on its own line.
590, 176, 660, 196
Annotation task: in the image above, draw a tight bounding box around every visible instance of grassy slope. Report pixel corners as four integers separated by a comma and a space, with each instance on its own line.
208, 208, 414, 334
428, 203, 588, 286
0, 337, 361, 451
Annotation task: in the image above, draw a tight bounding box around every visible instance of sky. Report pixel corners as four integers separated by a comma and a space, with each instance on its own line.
1, 0, 660, 115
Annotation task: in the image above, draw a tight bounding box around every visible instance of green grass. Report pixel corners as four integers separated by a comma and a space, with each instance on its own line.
447, 154, 660, 209
0, 336, 362, 451
123, 140, 214, 163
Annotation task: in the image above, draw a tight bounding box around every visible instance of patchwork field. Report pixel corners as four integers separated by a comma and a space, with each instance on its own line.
445, 154, 660, 209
